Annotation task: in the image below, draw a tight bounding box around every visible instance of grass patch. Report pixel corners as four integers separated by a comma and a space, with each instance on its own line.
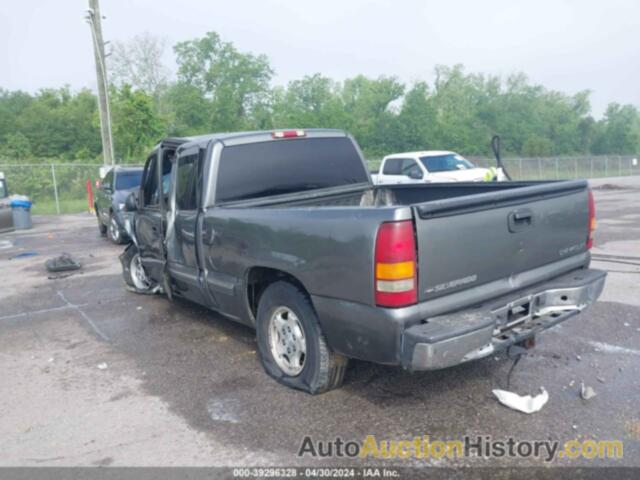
31, 198, 90, 215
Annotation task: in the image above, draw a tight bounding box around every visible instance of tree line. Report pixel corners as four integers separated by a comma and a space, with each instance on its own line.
1, 31, 639, 163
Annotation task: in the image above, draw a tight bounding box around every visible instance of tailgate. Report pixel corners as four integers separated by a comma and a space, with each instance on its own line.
413, 181, 590, 302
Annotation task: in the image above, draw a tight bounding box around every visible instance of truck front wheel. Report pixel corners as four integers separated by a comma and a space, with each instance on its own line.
256, 281, 348, 394
120, 244, 158, 295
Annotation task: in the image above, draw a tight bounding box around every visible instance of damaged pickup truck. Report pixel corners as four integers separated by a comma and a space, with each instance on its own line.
120, 129, 606, 394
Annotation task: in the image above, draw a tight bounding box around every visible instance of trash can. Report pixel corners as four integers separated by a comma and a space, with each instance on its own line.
11, 199, 33, 230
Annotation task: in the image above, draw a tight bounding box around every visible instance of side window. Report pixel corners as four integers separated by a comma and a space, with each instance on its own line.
142, 155, 158, 207
382, 158, 402, 175
400, 159, 422, 177
103, 170, 114, 190
175, 151, 200, 211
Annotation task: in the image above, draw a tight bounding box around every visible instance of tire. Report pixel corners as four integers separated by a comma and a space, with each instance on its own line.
256, 281, 348, 394
120, 244, 158, 294
96, 208, 107, 236
108, 212, 125, 245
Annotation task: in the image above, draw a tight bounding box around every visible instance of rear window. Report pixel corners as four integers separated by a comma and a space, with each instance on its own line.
216, 137, 368, 203
116, 171, 143, 190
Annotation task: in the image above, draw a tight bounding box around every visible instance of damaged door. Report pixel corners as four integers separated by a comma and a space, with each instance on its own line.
166, 146, 212, 306
135, 150, 172, 285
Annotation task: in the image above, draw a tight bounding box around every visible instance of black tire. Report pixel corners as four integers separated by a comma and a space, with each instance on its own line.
256, 281, 348, 394
120, 244, 158, 294
96, 208, 107, 236
108, 212, 126, 245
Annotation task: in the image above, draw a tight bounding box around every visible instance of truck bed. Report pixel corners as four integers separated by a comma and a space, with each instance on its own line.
258, 180, 580, 209
234, 179, 591, 304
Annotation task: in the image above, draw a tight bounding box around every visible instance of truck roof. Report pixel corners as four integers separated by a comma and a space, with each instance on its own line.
154, 129, 349, 152
384, 150, 456, 159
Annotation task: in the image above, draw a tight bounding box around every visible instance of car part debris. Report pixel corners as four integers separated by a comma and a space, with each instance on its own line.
10, 251, 38, 259
48, 272, 79, 280
492, 387, 549, 414
45, 253, 81, 272
505, 344, 527, 388
580, 382, 597, 400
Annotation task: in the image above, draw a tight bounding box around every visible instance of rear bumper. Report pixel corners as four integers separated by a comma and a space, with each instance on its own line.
312, 267, 606, 369
404, 268, 606, 370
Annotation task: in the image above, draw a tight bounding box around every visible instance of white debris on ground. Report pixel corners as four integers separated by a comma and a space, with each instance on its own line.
492, 387, 549, 414
581, 382, 597, 400
588, 341, 640, 356
97, 362, 108, 370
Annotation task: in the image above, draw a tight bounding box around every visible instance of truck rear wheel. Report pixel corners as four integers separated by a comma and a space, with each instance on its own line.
256, 281, 348, 394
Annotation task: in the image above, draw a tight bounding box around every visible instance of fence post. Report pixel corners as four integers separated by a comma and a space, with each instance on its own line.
605, 156, 608, 177
519, 158, 523, 180
618, 155, 622, 177
574, 157, 578, 178
538, 158, 542, 180
51, 163, 60, 215
590, 157, 594, 178
555, 158, 559, 179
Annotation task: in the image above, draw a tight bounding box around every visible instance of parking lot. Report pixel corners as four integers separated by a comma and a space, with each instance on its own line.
0, 176, 639, 468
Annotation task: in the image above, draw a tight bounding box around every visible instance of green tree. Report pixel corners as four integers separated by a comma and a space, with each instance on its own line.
0, 132, 32, 159
173, 32, 273, 131
111, 85, 166, 161
341, 75, 404, 157
271, 74, 347, 129
592, 103, 640, 154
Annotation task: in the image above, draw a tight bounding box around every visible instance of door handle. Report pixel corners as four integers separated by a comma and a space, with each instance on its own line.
514, 211, 532, 221
508, 208, 533, 233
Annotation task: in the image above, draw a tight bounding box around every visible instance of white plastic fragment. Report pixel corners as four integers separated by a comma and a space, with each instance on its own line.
492, 387, 549, 414
580, 382, 597, 400
97, 362, 108, 370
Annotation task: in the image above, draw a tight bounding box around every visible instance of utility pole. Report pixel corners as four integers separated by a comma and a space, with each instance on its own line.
85, 0, 114, 166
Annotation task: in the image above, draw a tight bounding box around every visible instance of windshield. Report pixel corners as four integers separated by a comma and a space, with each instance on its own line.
419, 154, 476, 173
115, 171, 143, 190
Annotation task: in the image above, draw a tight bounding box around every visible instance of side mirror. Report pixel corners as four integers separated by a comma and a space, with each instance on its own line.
125, 192, 138, 212
408, 170, 424, 180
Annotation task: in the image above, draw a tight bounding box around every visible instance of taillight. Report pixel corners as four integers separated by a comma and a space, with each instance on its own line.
375, 220, 417, 307
272, 130, 306, 139
586, 189, 596, 249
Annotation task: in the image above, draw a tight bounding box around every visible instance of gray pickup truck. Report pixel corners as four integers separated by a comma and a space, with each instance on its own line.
120, 129, 605, 394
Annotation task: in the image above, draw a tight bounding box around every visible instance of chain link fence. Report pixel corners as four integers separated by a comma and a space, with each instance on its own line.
467, 154, 640, 180
0, 163, 105, 215
0, 155, 639, 215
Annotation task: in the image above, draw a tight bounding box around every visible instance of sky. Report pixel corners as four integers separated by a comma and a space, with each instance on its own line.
1, 0, 638, 117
